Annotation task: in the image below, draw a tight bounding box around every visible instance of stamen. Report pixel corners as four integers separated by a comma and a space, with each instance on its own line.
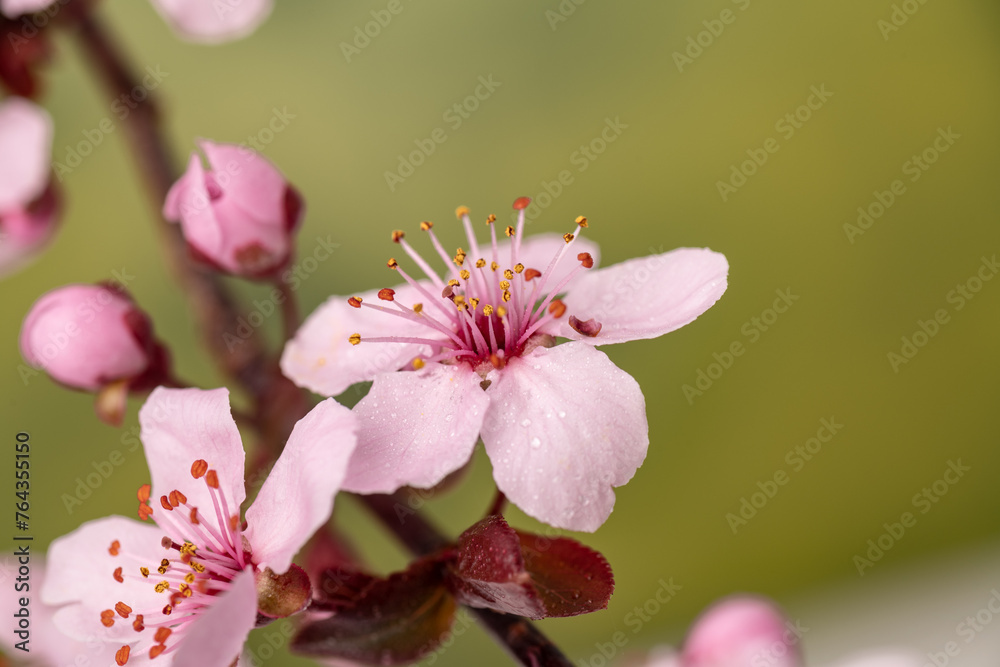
524, 268, 541, 281
138, 503, 153, 521
133, 615, 145, 632
137, 485, 151, 502
115, 602, 132, 619
378, 289, 395, 301
387, 258, 398, 270
505, 226, 515, 237
569, 316, 603, 337
190, 460, 208, 479
420, 220, 433, 231
577, 252, 594, 268
204, 471, 219, 489
563, 232, 575, 243
149, 645, 166, 659
391, 230, 405, 243
513, 197, 532, 210
114, 567, 124, 583
575, 215, 588, 227
109, 540, 121, 556
115, 645, 130, 666
347, 296, 362, 308
101, 610, 115, 627
348, 334, 361, 345
549, 300, 567, 318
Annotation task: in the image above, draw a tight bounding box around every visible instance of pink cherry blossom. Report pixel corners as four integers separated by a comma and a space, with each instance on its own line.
149, 0, 272, 43
0, 0, 271, 43
282, 198, 728, 531
635, 596, 923, 667
0, 96, 59, 278
41, 387, 358, 666
164, 140, 304, 278
0, 559, 122, 666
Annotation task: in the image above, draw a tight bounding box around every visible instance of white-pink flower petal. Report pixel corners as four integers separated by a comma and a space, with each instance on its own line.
281, 282, 432, 397
0, 97, 52, 212
559, 247, 728, 345
139, 387, 246, 525
245, 398, 358, 574
170, 569, 258, 667
481, 342, 648, 532
149, 0, 272, 44
343, 363, 488, 494
41, 515, 168, 620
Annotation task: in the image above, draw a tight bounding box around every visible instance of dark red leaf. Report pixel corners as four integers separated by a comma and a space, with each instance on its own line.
293, 558, 456, 665
447, 515, 614, 620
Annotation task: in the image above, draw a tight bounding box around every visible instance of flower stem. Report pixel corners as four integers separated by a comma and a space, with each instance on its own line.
360, 493, 575, 667
487, 489, 509, 517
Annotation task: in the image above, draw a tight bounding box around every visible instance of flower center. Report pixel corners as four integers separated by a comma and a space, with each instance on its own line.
348, 197, 596, 374
105, 459, 248, 664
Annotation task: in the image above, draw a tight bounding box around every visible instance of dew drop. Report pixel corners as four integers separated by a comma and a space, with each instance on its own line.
558, 411, 566, 418
521, 418, 532, 427
530, 437, 542, 449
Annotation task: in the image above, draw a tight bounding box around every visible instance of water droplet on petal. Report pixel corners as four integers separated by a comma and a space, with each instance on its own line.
530, 437, 542, 448
521, 418, 531, 427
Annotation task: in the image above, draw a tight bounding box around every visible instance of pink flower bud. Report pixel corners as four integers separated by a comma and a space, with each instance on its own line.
682, 596, 801, 667
148, 0, 272, 43
19, 284, 171, 424
164, 140, 303, 278
0, 97, 60, 277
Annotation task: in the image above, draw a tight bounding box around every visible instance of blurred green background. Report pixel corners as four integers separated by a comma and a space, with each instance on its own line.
3, 0, 1000, 665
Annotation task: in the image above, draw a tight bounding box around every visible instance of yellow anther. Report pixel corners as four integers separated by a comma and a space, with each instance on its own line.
420, 221, 434, 231
180, 543, 197, 556
497, 306, 507, 317
514, 263, 524, 273
454, 248, 467, 266
487, 214, 497, 224
139, 567, 149, 578
387, 257, 399, 270
155, 581, 170, 593
575, 215, 589, 228
413, 303, 423, 314
184, 573, 195, 584
505, 226, 515, 237
391, 230, 405, 243
490, 261, 499, 271
190, 562, 205, 573
563, 232, 575, 243
483, 305, 494, 316
460, 269, 471, 280
499, 280, 510, 290
502, 290, 512, 302
348, 333, 361, 346
475, 258, 486, 268
469, 298, 480, 309
503, 269, 513, 280
455, 206, 470, 219
412, 358, 425, 370
447, 279, 460, 287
